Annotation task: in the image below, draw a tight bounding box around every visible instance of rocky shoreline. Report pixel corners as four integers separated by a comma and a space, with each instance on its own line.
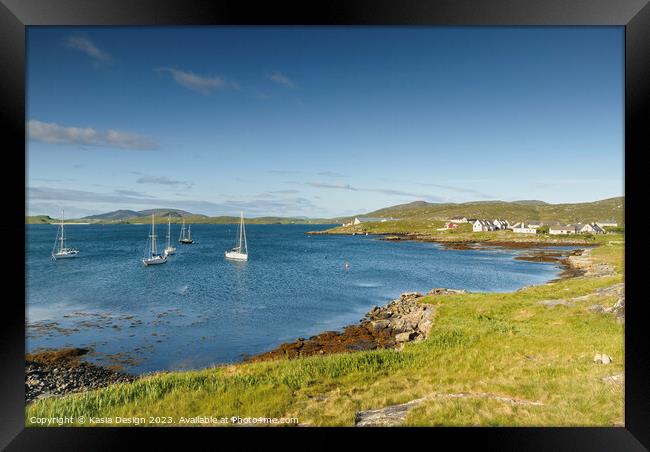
25, 348, 135, 404
247, 288, 465, 363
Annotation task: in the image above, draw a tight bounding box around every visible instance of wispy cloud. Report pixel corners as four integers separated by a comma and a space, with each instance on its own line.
27, 186, 319, 217
270, 170, 304, 175
416, 182, 495, 199
318, 171, 344, 178
64, 36, 112, 63
267, 189, 301, 195
305, 181, 357, 191
136, 175, 193, 189
301, 181, 446, 202
27, 120, 157, 151
156, 67, 235, 94
266, 71, 296, 88
114, 189, 155, 198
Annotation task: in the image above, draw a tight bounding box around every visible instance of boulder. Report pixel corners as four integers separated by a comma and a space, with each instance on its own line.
368, 320, 391, 333
395, 331, 416, 343
593, 353, 613, 364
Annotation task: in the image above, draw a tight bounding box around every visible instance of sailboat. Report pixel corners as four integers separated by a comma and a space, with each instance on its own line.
225, 212, 248, 261
164, 214, 176, 256
51, 209, 79, 260
142, 214, 167, 266
179, 218, 193, 244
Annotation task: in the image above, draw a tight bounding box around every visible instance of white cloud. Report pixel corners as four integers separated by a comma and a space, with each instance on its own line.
266, 71, 296, 88
65, 36, 112, 63
136, 175, 193, 188
156, 67, 230, 94
318, 171, 344, 178
27, 120, 157, 151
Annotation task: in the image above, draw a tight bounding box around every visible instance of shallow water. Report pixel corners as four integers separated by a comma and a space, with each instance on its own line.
27, 224, 565, 373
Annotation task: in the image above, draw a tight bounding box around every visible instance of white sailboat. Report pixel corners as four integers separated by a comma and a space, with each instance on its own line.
143, 214, 167, 266
51, 209, 79, 260
164, 214, 176, 256
179, 218, 193, 244
225, 212, 248, 261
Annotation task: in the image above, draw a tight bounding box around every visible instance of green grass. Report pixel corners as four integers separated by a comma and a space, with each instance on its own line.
26, 238, 624, 427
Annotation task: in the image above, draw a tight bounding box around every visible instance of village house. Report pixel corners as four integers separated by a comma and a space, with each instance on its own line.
492, 219, 510, 230
576, 223, 606, 234
527, 221, 544, 229
472, 219, 495, 232
596, 220, 618, 228
511, 222, 537, 234
549, 224, 575, 235
449, 216, 468, 224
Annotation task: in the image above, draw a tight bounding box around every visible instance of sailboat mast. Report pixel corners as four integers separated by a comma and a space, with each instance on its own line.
239, 212, 243, 249
167, 214, 171, 248
242, 212, 247, 253
60, 209, 65, 252
150, 214, 156, 255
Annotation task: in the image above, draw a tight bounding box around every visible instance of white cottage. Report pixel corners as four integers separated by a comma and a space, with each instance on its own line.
577, 223, 605, 234
511, 222, 537, 234
549, 224, 575, 235
492, 219, 510, 230
472, 220, 495, 232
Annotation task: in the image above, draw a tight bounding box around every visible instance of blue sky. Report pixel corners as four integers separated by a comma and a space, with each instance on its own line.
26, 27, 624, 218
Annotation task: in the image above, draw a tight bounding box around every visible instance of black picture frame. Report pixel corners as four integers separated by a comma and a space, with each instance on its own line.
2, 0, 647, 449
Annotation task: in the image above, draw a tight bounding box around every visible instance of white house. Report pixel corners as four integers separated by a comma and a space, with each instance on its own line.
577, 223, 605, 234
527, 221, 544, 229
450, 216, 468, 224
511, 222, 537, 234
596, 220, 618, 228
472, 220, 495, 232
549, 224, 575, 235
492, 219, 510, 230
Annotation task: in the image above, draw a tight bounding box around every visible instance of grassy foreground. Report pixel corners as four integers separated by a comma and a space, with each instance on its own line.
26, 237, 624, 427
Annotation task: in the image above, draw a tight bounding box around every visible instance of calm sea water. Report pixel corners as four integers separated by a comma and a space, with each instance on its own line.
27, 224, 565, 373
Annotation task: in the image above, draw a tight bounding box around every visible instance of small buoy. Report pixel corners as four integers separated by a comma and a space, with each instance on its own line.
344, 262, 350, 269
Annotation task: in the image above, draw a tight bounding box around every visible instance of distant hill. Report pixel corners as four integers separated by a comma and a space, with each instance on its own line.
82, 208, 207, 222
353, 197, 624, 224
82, 210, 142, 220
137, 208, 204, 218
27, 196, 624, 226
26, 215, 55, 224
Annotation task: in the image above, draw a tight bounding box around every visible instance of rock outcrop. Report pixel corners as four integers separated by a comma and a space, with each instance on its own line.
248, 289, 460, 362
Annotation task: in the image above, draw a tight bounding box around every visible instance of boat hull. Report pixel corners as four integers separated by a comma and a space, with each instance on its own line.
164, 247, 176, 255
143, 256, 168, 266
179, 240, 193, 244
52, 251, 79, 260
225, 251, 248, 261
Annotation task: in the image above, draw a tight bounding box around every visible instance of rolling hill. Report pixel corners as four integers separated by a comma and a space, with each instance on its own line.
25, 197, 624, 226
352, 197, 624, 224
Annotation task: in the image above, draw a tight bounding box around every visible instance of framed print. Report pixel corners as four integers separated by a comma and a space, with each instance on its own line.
1, 0, 648, 449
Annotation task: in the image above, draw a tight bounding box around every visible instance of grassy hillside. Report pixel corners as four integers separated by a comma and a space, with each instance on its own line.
26, 215, 55, 224
26, 235, 624, 426
355, 197, 624, 225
